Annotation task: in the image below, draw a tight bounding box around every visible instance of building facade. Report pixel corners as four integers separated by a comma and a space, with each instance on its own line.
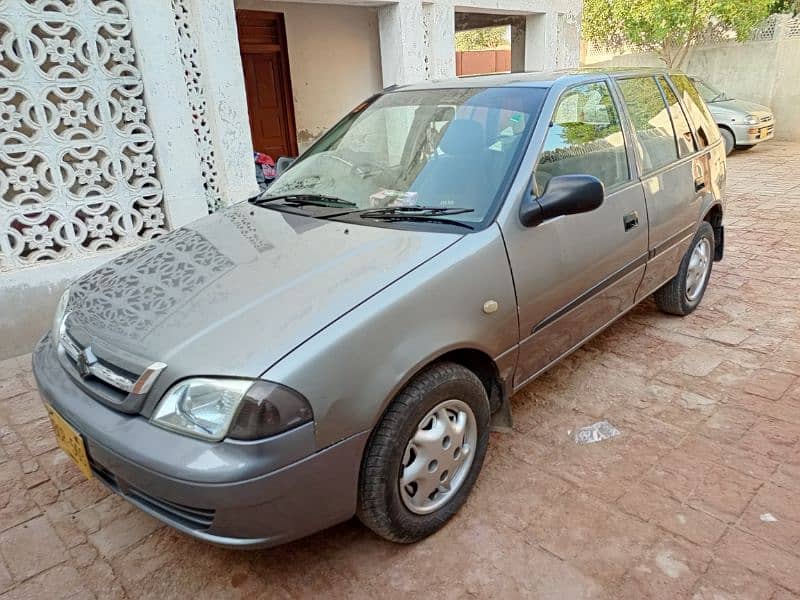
0, 0, 582, 359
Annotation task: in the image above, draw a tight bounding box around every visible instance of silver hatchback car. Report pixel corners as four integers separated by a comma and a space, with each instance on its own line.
33, 69, 726, 548
689, 76, 775, 155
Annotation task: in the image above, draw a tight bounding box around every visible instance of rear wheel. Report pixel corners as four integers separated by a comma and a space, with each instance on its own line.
654, 222, 715, 316
357, 362, 490, 543
720, 128, 735, 155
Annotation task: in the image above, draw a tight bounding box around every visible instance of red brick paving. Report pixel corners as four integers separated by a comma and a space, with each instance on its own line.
1, 142, 800, 598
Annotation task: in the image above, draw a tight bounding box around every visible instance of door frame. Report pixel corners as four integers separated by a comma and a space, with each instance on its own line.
236, 9, 299, 157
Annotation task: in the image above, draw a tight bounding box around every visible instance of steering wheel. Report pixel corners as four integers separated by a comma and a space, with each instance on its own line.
318, 151, 384, 178
321, 154, 355, 169
351, 158, 386, 178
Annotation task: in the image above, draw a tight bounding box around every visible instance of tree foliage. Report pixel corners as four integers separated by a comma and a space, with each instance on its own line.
770, 0, 800, 15
455, 26, 509, 51
583, 0, 774, 67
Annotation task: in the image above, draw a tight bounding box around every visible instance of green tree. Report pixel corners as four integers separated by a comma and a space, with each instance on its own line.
455, 26, 509, 51
583, 0, 774, 67
770, 0, 799, 15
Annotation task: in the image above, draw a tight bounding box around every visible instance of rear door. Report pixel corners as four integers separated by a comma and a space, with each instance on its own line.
614, 75, 703, 299
503, 80, 649, 387
670, 74, 727, 210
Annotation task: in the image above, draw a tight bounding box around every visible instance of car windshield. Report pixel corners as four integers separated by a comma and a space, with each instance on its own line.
262, 87, 547, 226
692, 78, 727, 103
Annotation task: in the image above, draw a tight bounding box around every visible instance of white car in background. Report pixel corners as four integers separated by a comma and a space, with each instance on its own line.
690, 76, 775, 155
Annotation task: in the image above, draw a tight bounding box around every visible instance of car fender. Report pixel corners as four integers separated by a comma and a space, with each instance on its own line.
263, 223, 519, 450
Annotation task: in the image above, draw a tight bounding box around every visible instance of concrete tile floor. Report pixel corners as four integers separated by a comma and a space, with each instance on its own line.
2, 142, 800, 599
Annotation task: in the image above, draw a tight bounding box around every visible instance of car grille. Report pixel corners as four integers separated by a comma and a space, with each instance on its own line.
55, 323, 167, 413
91, 459, 215, 531
760, 115, 773, 123
59, 328, 136, 395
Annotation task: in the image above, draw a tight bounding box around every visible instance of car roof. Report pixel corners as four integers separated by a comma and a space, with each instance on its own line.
396, 67, 679, 91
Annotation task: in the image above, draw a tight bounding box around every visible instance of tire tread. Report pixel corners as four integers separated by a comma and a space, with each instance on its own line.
654, 221, 715, 316
357, 362, 489, 543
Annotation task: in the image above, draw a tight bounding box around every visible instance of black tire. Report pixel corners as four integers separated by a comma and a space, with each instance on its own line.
654, 221, 715, 316
720, 128, 735, 155
357, 362, 490, 543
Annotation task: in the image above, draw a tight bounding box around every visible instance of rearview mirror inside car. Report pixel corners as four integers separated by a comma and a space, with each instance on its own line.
275, 156, 296, 178
519, 174, 605, 228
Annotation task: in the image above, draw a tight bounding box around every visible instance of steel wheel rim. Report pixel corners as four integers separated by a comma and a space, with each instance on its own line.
686, 237, 711, 301
399, 399, 478, 515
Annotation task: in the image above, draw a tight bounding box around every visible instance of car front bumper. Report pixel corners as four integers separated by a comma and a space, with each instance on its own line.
732, 120, 774, 146
32, 335, 369, 549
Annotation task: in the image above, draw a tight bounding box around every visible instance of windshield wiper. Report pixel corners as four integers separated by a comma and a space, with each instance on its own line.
357, 205, 475, 229
251, 194, 357, 208
358, 205, 475, 218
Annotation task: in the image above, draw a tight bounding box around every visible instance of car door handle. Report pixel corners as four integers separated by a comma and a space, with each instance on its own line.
623, 211, 639, 231
695, 180, 706, 192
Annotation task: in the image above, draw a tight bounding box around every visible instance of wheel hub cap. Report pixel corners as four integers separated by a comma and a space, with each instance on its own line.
399, 399, 477, 515
686, 237, 711, 301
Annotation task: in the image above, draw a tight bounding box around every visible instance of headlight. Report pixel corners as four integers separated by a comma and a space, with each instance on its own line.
151, 378, 313, 442
51, 288, 70, 337
744, 114, 759, 125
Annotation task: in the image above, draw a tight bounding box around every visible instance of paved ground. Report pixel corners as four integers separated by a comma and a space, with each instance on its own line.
2, 142, 800, 599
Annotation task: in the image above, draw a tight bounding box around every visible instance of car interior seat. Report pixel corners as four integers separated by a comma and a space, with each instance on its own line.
410, 119, 493, 212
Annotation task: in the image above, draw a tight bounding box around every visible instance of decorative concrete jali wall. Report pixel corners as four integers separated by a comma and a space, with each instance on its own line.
0, 0, 168, 271
0, 0, 257, 359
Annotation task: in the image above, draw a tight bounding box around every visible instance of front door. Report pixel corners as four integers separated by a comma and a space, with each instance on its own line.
503, 80, 649, 388
236, 10, 298, 158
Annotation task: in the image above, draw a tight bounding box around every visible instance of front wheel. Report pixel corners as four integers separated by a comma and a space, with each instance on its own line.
357, 362, 490, 543
720, 128, 735, 155
654, 221, 715, 316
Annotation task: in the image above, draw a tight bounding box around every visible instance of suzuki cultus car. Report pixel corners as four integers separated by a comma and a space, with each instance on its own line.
34, 69, 726, 548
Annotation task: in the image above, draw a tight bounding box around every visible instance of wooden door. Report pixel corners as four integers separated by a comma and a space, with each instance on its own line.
236, 10, 298, 157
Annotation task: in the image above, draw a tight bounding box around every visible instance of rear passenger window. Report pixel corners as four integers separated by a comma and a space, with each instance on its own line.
670, 74, 721, 147
534, 82, 629, 193
617, 76, 677, 173
658, 76, 695, 156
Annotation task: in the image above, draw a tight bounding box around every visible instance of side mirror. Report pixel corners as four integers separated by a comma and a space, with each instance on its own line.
519, 174, 604, 228
275, 156, 296, 178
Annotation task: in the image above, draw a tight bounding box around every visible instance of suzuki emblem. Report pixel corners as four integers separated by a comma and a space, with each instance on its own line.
76, 347, 96, 378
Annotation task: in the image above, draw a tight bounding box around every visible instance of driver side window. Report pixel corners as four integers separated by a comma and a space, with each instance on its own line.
534, 82, 630, 194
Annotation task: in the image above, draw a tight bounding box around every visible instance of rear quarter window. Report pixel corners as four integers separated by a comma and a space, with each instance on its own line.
658, 76, 696, 157
670, 74, 721, 147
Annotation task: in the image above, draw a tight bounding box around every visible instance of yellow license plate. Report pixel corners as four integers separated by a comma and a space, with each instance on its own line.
46, 405, 92, 480
760, 126, 770, 137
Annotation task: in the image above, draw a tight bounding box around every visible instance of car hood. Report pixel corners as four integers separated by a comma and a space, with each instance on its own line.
65, 204, 461, 377
709, 98, 771, 117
